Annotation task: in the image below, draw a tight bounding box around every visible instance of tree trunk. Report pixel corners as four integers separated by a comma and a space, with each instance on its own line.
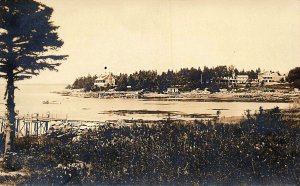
5, 71, 16, 154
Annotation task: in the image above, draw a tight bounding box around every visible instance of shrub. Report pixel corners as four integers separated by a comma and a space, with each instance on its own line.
13, 108, 299, 185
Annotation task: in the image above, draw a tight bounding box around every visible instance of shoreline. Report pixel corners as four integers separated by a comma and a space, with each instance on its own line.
1, 108, 299, 138
55, 89, 300, 103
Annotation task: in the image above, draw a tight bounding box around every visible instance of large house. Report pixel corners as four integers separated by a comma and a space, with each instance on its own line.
236, 75, 249, 84
258, 71, 285, 84
217, 74, 249, 85
94, 73, 116, 88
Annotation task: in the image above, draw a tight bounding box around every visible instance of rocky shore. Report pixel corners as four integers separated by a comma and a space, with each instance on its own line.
54, 89, 300, 103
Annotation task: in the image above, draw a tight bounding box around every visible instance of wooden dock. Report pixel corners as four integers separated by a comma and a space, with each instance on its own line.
0, 115, 67, 138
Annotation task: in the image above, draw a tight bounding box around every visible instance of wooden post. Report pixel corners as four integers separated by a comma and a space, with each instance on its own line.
34, 122, 37, 136
25, 122, 29, 137
36, 122, 39, 137
15, 119, 19, 138
29, 121, 32, 136
45, 121, 49, 133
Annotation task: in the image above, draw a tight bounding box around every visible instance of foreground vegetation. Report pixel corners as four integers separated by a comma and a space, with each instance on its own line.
2, 107, 299, 185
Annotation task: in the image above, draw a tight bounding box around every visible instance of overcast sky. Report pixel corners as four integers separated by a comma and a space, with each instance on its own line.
10, 0, 300, 84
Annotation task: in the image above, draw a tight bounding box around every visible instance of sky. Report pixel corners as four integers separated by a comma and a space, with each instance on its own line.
4, 0, 300, 84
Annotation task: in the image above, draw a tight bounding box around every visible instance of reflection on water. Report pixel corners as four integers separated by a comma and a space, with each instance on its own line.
0, 84, 291, 121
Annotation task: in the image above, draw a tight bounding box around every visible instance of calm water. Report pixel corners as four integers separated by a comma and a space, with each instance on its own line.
0, 84, 291, 121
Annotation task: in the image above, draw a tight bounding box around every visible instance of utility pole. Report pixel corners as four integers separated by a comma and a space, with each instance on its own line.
201, 73, 203, 84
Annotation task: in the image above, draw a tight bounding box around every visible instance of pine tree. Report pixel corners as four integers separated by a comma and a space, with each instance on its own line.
0, 0, 67, 154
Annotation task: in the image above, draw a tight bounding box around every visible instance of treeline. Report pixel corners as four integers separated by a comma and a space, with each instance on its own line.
287, 67, 300, 88
67, 66, 261, 92
116, 66, 260, 92
66, 74, 98, 91
13, 107, 299, 185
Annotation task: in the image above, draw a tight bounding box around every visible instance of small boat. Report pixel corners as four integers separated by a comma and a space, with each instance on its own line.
42, 100, 61, 104
61, 92, 71, 96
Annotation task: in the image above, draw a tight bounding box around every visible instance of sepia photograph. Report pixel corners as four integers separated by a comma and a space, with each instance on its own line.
0, 0, 299, 185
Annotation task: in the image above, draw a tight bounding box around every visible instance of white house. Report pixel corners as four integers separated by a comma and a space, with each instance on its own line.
167, 87, 179, 94
236, 75, 249, 84
220, 74, 249, 85
94, 73, 116, 88
258, 71, 285, 84
222, 76, 237, 84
